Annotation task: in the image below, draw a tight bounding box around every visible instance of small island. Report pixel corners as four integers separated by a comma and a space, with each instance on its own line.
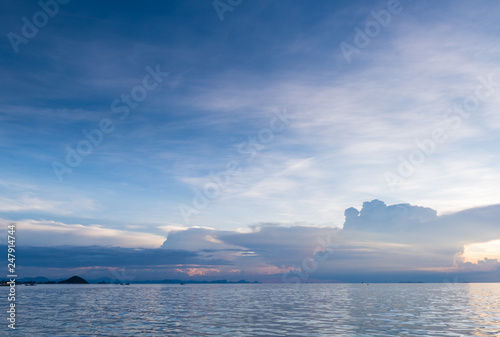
58, 276, 89, 284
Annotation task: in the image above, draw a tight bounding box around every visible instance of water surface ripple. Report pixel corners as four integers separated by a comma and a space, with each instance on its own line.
2, 283, 500, 336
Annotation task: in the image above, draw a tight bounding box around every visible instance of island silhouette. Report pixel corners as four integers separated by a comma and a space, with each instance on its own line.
58, 276, 89, 284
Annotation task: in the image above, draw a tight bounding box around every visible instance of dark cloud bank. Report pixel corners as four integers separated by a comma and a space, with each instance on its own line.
11, 200, 500, 282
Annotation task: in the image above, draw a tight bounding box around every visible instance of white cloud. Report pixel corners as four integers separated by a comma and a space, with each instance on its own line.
0, 218, 165, 248
0, 195, 97, 214
160, 201, 500, 279
173, 15, 500, 227
0, 179, 100, 216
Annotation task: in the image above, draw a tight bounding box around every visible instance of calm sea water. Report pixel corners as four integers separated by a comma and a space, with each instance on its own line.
2, 283, 499, 336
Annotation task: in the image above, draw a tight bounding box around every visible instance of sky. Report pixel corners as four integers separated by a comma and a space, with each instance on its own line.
0, 0, 499, 282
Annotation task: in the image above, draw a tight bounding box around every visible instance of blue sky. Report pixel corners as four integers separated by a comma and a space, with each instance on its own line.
1, 0, 500, 282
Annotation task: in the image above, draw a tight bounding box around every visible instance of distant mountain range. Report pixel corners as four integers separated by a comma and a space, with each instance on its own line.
1, 276, 260, 284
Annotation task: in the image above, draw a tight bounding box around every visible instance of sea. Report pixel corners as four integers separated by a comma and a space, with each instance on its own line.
2, 283, 499, 336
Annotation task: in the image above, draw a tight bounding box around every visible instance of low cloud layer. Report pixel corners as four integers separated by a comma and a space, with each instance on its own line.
161, 200, 500, 281
5, 200, 500, 282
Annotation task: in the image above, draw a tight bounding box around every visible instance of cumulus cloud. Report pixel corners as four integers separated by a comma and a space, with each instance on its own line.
7, 200, 500, 282
159, 200, 500, 281
308, 200, 500, 280
340, 200, 500, 254
342, 200, 438, 233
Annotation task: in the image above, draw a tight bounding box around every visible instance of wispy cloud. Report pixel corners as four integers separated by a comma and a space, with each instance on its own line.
0, 218, 165, 248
